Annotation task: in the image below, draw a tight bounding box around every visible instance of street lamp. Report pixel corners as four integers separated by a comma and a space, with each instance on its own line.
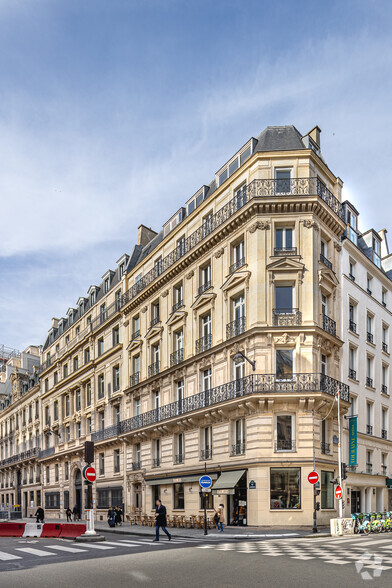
233, 351, 255, 371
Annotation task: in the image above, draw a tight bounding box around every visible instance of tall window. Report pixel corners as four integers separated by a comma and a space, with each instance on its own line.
86, 382, 91, 407
233, 295, 245, 323
275, 227, 293, 251
65, 395, 70, 417
112, 326, 120, 346
177, 380, 184, 412
114, 449, 120, 473
98, 375, 105, 399
232, 240, 245, 269
173, 483, 184, 509
200, 264, 211, 290
97, 338, 104, 356
173, 284, 183, 309
202, 426, 212, 459
366, 356, 373, 387
275, 285, 293, 312
234, 418, 245, 453
84, 347, 90, 363
276, 415, 294, 451
321, 294, 327, 317
132, 315, 140, 337
275, 169, 291, 193
320, 354, 327, 375
276, 349, 294, 379
54, 400, 59, 421
175, 329, 184, 352
201, 368, 212, 392
75, 389, 81, 411
99, 453, 105, 475
321, 471, 334, 509
113, 366, 120, 392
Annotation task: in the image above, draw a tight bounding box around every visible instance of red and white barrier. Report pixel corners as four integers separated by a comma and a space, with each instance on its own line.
0, 522, 86, 538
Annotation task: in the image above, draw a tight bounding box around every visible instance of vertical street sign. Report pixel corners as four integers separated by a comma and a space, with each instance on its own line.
348, 416, 357, 466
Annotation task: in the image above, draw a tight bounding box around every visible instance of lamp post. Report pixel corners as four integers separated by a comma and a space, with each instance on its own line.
233, 351, 255, 371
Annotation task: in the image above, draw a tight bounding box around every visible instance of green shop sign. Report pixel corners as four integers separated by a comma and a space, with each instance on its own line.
348, 416, 357, 466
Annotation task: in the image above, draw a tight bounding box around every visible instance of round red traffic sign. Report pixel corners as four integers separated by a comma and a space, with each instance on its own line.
335, 485, 343, 499
308, 471, 319, 485
83, 465, 96, 483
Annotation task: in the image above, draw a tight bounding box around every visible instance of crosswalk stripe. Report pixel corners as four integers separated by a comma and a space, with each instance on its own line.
16, 548, 55, 557
0, 550, 22, 561
100, 541, 142, 547
77, 544, 115, 550
44, 545, 88, 553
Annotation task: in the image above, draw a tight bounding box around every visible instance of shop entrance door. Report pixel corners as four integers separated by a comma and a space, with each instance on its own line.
351, 490, 361, 513
228, 472, 247, 525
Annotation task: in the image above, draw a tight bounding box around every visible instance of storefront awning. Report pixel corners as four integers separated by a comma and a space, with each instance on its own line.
212, 470, 245, 491
146, 473, 218, 486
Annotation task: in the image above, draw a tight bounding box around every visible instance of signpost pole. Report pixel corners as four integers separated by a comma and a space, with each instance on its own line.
337, 389, 343, 521
312, 410, 317, 534
203, 463, 208, 536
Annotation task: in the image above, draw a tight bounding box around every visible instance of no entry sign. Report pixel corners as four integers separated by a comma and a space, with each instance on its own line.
82, 465, 96, 483
335, 485, 343, 499
308, 471, 319, 485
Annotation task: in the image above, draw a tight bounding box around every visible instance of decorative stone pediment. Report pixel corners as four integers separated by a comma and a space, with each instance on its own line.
248, 220, 270, 233
318, 267, 339, 291
266, 257, 305, 285
127, 337, 143, 352
145, 325, 164, 341
166, 310, 187, 328
191, 290, 217, 313
273, 333, 296, 345
221, 270, 251, 298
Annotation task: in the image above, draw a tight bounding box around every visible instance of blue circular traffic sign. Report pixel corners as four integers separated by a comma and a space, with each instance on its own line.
199, 475, 212, 489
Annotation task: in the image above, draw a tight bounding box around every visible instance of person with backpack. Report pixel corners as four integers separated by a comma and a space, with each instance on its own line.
153, 499, 171, 542
65, 507, 72, 522
214, 504, 224, 532
107, 506, 115, 528
35, 506, 44, 524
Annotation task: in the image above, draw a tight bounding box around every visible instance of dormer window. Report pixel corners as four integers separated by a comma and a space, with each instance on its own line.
119, 263, 124, 278
373, 237, 381, 268
217, 140, 254, 187
346, 207, 358, 245
104, 278, 110, 293
90, 291, 96, 305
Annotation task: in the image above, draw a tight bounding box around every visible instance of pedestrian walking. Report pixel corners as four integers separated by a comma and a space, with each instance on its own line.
153, 499, 171, 542
65, 507, 72, 522
214, 504, 224, 532
35, 506, 44, 524
73, 505, 80, 521
107, 506, 115, 528
114, 506, 123, 526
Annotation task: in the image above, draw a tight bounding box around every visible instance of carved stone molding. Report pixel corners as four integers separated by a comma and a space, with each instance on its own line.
141, 305, 148, 314
162, 289, 169, 297
214, 247, 225, 259
248, 220, 270, 233
273, 333, 296, 345
334, 241, 342, 252
186, 270, 194, 280
303, 219, 319, 231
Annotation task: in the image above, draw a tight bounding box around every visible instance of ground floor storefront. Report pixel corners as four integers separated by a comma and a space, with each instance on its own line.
345, 472, 391, 515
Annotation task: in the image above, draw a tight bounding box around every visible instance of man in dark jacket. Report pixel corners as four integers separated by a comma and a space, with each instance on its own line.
35, 506, 44, 523
153, 499, 171, 542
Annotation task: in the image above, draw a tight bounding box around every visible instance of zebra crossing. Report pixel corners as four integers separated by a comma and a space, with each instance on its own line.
0, 534, 233, 565
196, 535, 392, 573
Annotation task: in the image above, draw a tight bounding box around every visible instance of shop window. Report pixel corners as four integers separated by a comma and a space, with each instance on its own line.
173, 483, 184, 509
321, 471, 334, 509
270, 467, 301, 509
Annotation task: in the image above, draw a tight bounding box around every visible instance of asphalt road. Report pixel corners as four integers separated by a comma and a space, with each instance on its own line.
0, 533, 391, 587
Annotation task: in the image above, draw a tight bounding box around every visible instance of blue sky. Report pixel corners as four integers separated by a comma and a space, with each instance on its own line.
1, 0, 392, 349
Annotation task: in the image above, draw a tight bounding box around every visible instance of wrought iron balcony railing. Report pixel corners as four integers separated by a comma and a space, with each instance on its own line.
131, 330, 141, 341
174, 454, 185, 465
150, 316, 160, 328
132, 461, 142, 471
201, 449, 212, 460
91, 424, 121, 443
274, 247, 297, 256
320, 253, 332, 270
366, 424, 373, 435
231, 443, 245, 456
275, 440, 295, 452
152, 458, 161, 468
382, 465, 387, 475
229, 257, 245, 274
322, 314, 336, 337
349, 368, 356, 380
349, 320, 357, 333
129, 372, 140, 387
195, 334, 212, 354
172, 300, 184, 313
170, 348, 184, 367
198, 281, 211, 296
0, 447, 40, 468
148, 361, 160, 378
382, 342, 388, 353
321, 442, 331, 455
367, 332, 374, 344
38, 447, 55, 460
382, 429, 388, 439
226, 316, 245, 339
382, 384, 389, 395
121, 177, 344, 310
366, 463, 373, 474
272, 308, 302, 327
366, 377, 373, 388
115, 374, 350, 439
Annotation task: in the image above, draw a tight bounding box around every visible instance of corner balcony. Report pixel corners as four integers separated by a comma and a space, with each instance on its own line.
321, 442, 331, 455
113, 374, 350, 439
272, 308, 302, 327
275, 440, 295, 452
226, 317, 245, 339
322, 314, 336, 337
231, 443, 245, 456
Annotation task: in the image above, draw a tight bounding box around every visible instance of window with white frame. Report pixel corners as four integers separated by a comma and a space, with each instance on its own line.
202, 426, 212, 459
275, 168, 292, 193
276, 349, 294, 380
201, 368, 212, 392
275, 227, 293, 252
276, 414, 294, 451
233, 418, 245, 454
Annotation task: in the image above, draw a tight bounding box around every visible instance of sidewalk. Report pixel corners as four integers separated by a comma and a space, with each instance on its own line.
19, 517, 329, 539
